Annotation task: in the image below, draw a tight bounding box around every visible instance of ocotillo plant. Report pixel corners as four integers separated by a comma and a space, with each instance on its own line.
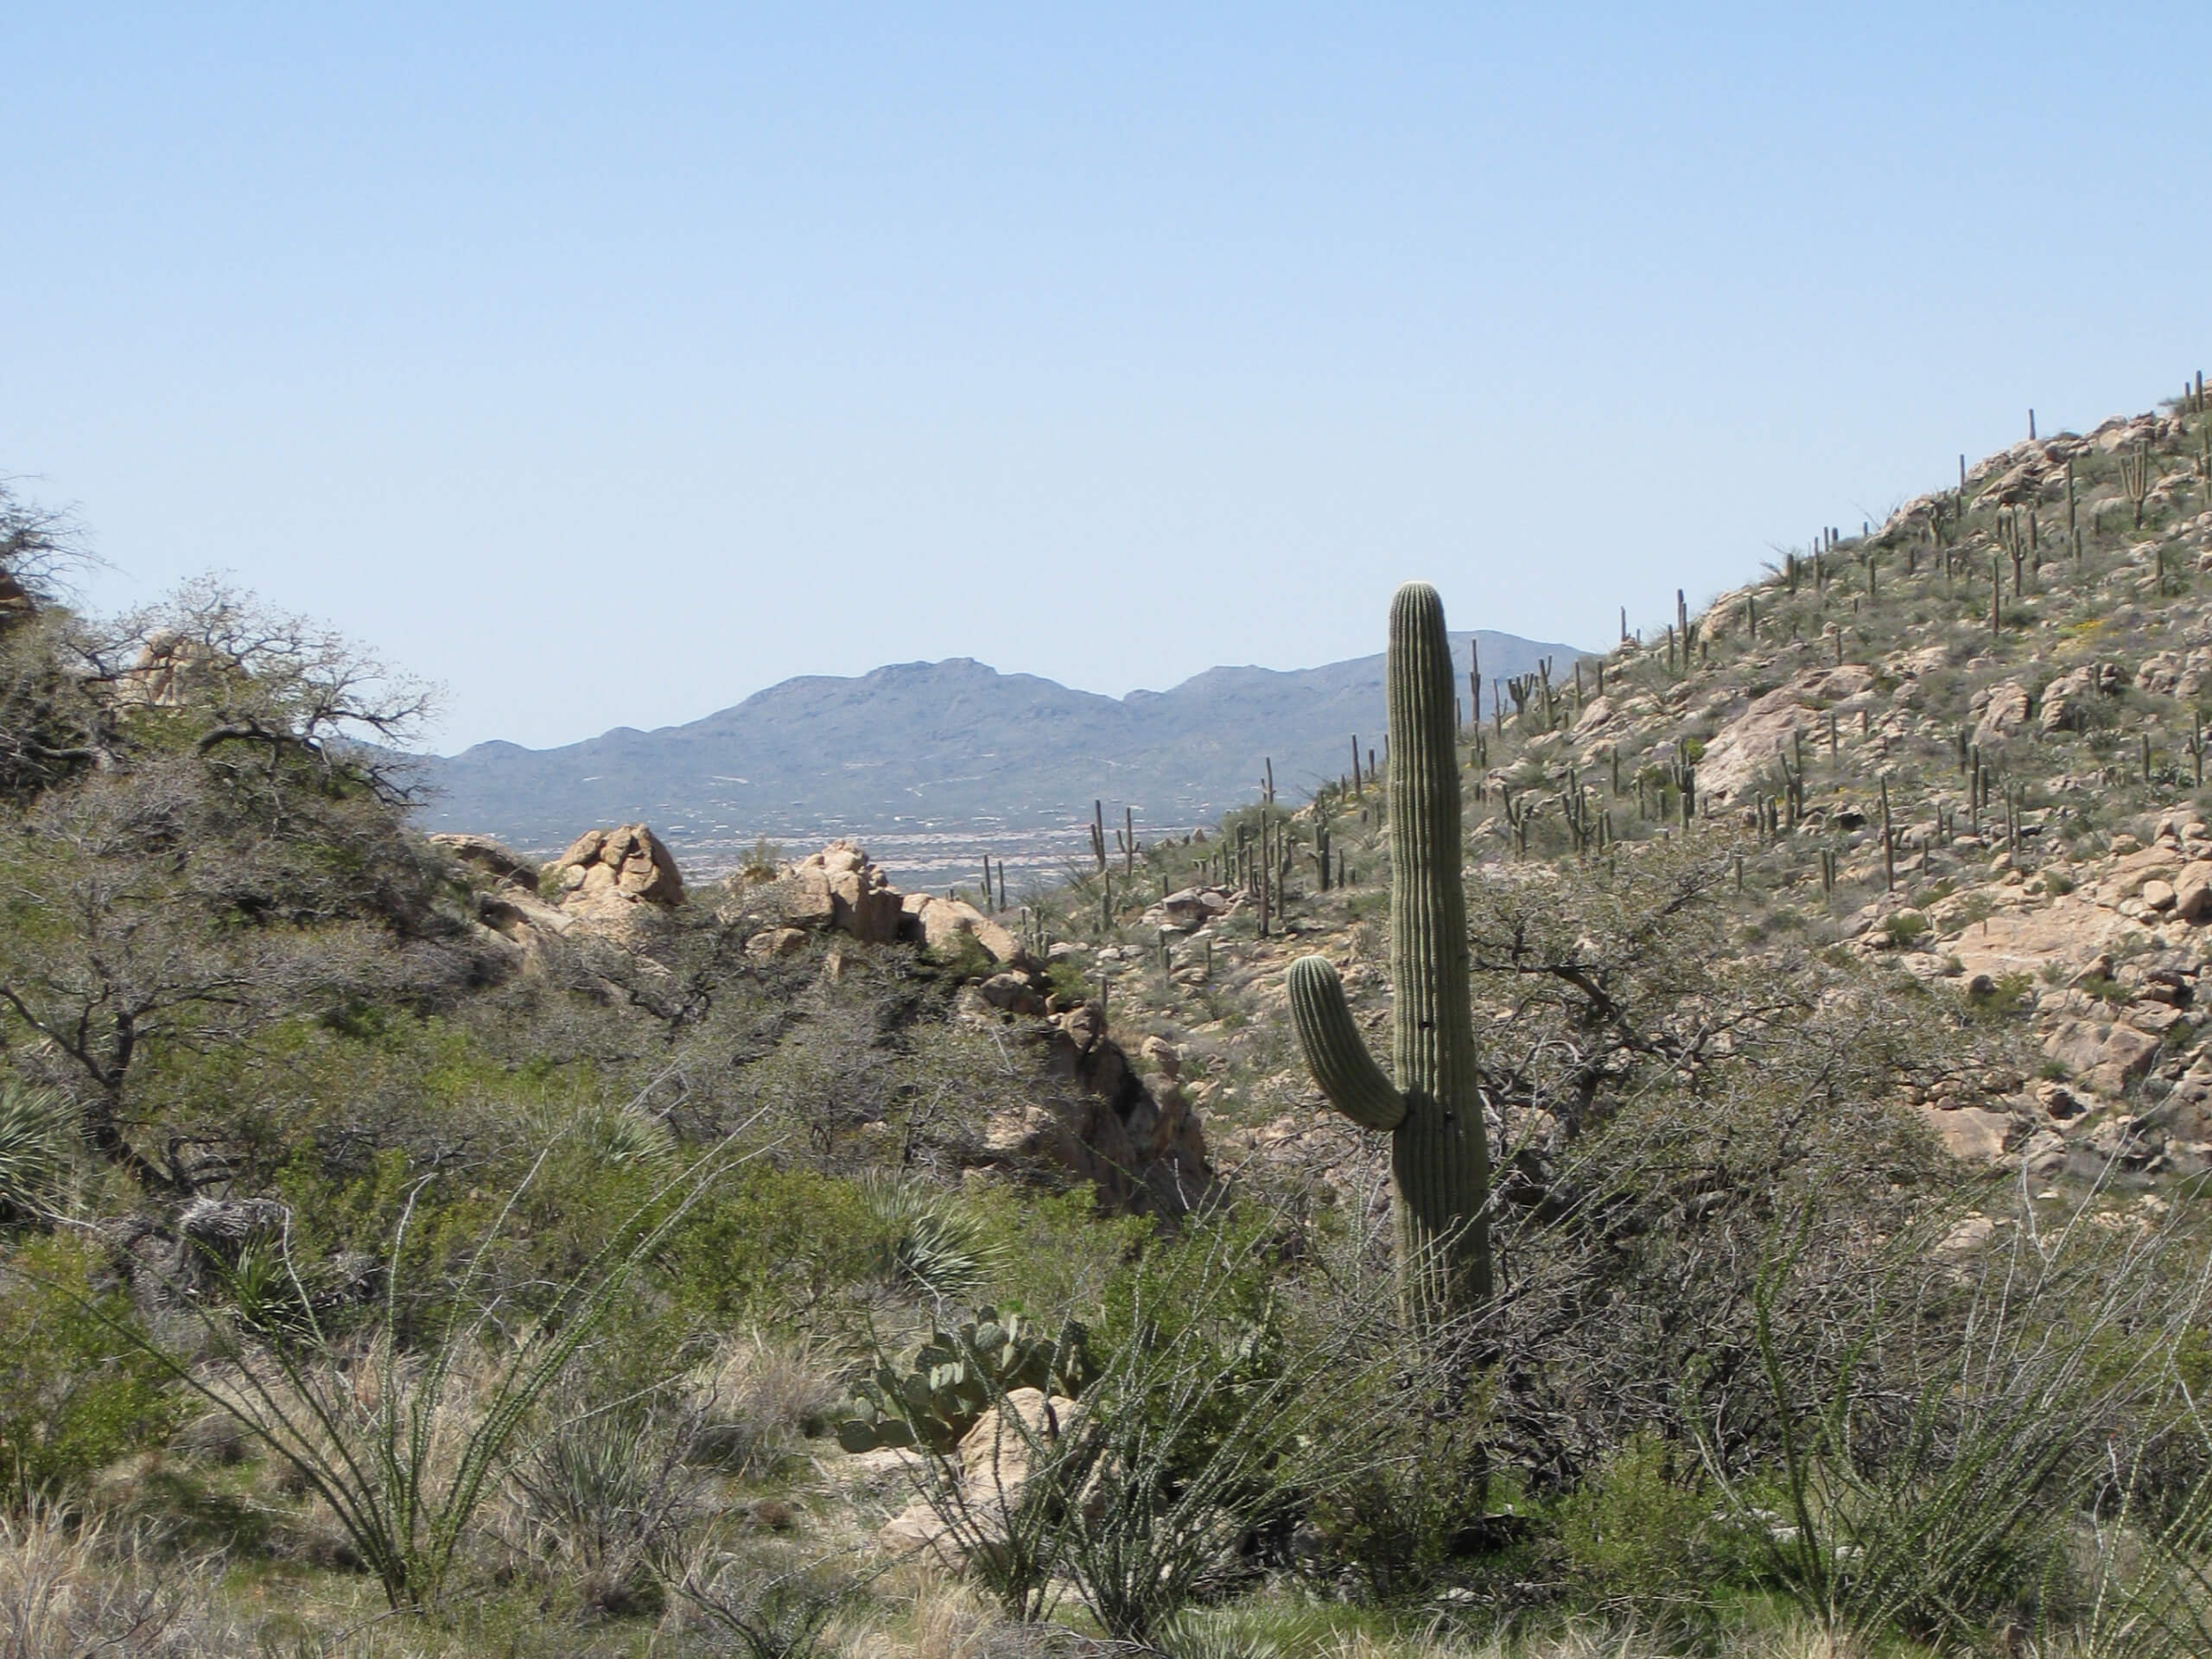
1286, 582, 1490, 1325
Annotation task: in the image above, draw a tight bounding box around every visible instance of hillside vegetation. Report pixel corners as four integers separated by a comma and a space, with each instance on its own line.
6, 383, 2212, 1656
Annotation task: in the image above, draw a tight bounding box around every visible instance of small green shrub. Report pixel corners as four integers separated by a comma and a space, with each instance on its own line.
740, 836, 784, 883
0, 1236, 178, 1493
1965, 971, 2036, 1020
1303, 1384, 1497, 1600
1045, 958, 1093, 1004
1881, 912, 1930, 947
664, 1165, 878, 1323
1552, 1431, 1719, 1619
925, 929, 998, 983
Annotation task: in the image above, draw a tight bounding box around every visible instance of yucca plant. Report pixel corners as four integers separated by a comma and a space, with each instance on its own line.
508, 1396, 703, 1614
49, 1109, 771, 1611
0, 1084, 78, 1224
855, 1171, 1001, 1307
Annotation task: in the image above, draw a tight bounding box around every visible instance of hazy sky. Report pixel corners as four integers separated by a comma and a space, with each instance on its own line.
7, 4, 2209, 753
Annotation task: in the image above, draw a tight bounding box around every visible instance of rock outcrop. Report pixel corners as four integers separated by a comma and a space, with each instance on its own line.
551, 824, 685, 914
428, 832, 539, 892
439, 826, 1211, 1211
977, 1006, 1209, 1215
1695, 665, 1877, 804
783, 841, 904, 944
541, 823, 686, 947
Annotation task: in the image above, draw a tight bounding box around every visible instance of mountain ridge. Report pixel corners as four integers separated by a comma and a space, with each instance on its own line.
416, 629, 1587, 883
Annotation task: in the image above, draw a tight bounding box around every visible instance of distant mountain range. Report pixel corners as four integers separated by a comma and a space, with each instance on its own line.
415, 630, 1588, 887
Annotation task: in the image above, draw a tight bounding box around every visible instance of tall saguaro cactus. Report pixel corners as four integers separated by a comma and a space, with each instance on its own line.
1287, 582, 1491, 1324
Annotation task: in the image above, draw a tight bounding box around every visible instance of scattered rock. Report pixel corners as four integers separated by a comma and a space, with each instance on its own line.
2043, 1019, 2163, 1095
746, 926, 810, 960
1159, 887, 1235, 930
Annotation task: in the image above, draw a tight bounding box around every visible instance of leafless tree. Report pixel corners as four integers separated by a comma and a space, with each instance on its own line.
89, 575, 442, 804
0, 581, 458, 1188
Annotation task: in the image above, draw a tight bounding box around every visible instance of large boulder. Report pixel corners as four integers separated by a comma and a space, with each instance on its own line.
1969, 680, 2033, 747
1695, 665, 1876, 804
1921, 1106, 2012, 1165
784, 841, 903, 944
1159, 887, 1234, 931
875, 1388, 1083, 1563
429, 832, 540, 892
544, 824, 686, 947
551, 824, 684, 910
2173, 861, 2212, 924
899, 892, 1028, 967
2039, 665, 2099, 733
2043, 1019, 2163, 1096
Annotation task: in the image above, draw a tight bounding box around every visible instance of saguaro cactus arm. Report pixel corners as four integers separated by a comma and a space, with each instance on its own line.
1287, 956, 1406, 1130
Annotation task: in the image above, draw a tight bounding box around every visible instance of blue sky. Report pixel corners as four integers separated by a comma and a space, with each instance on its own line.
5, 4, 2209, 751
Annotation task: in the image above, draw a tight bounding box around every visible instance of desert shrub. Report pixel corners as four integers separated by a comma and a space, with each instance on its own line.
666, 1554, 860, 1659
0, 1236, 177, 1496
57, 1132, 757, 1610
1698, 1189, 2212, 1647
1550, 1431, 1719, 1624
932, 930, 999, 983
964, 1185, 1148, 1327
1300, 1378, 1497, 1602
663, 1163, 879, 1323
505, 1394, 707, 1616
1466, 846, 1956, 1489
1879, 910, 1929, 947
895, 1208, 1404, 1641
1964, 970, 2036, 1020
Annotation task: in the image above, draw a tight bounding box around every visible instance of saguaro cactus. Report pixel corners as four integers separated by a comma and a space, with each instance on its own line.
1287, 582, 1490, 1323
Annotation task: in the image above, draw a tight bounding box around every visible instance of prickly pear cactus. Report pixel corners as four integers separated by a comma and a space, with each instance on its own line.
1287, 582, 1491, 1324
832, 1308, 1091, 1453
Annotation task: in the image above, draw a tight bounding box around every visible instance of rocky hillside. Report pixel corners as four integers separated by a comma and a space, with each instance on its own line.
416, 630, 1580, 887
991, 385, 2212, 1204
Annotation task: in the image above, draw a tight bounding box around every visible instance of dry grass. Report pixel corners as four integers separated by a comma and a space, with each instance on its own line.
690, 1329, 845, 1478
1201, 1623, 1873, 1659
0, 1503, 237, 1658
845, 1572, 1885, 1659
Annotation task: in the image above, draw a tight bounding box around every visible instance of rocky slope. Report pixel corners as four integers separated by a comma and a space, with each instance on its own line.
1001, 389, 2212, 1203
